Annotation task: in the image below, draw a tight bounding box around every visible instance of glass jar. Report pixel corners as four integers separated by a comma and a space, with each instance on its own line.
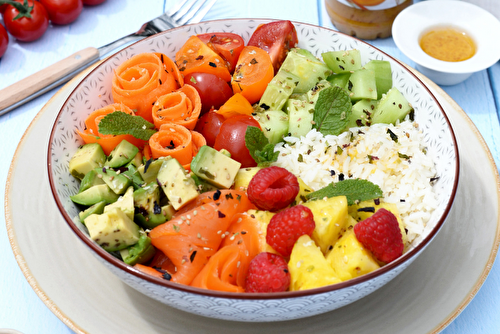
325, 0, 413, 40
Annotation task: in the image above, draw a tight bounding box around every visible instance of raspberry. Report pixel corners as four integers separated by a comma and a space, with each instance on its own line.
245, 252, 290, 292
247, 166, 300, 211
353, 208, 404, 263
266, 205, 315, 257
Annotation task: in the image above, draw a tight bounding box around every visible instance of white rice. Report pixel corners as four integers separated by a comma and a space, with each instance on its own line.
273, 119, 438, 244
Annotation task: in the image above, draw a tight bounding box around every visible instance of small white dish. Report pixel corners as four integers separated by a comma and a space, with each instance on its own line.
392, 0, 500, 86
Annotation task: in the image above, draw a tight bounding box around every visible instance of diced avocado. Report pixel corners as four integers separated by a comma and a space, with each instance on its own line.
254, 109, 289, 145
84, 207, 141, 252
78, 169, 105, 193
190, 146, 241, 189
371, 87, 413, 125
134, 204, 173, 230
133, 182, 171, 228
233, 167, 262, 191
285, 98, 314, 138
138, 158, 167, 184
68, 143, 106, 180
157, 158, 199, 210
127, 151, 144, 169
327, 72, 351, 89
121, 164, 144, 190
119, 233, 156, 266
105, 140, 139, 168
322, 49, 362, 74
134, 182, 161, 211
279, 48, 332, 94
363, 60, 392, 99
259, 70, 300, 111
190, 172, 218, 193
347, 99, 378, 129
79, 201, 107, 223
70, 184, 119, 206
346, 68, 378, 101
104, 186, 135, 220
95, 167, 132, 195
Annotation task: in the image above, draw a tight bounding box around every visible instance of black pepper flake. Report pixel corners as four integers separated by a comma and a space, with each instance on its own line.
330, 170, 336, 176
400, 199, 406, 202
159, 79, 162, 85
329, 245, 333, 251
430, 176, 440, 183
250, 58, 258, 65
213, 189, 222, 201
153, 201, 162, 214
241, 231, 247, 235
260, 103, 270, 110
358, 207, 375, 213
102, 167, 107, 173
356, 119, 363, 127
196, 55, 204, 60
225, 192, 234, 200
283, 269, 289, 273
160, 54, 164, 63
144, 158, 154, 173
340, 65, 346, 71
339, 173, 345, 181
166, 140, 175, 150
190, 250, 197, 263
208, 62, 217, 68
374, 198, 380, 205
218, 211, 226, 218
236, 194, 242, 201
153, 267, 172, 281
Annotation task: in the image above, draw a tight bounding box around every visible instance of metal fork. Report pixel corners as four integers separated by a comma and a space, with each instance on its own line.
0, 0, 217, 116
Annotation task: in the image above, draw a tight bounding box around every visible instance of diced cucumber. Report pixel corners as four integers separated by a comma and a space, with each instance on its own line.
327, 72, 350, 89
254, 109, 289, 145
371, 87, 414, 124
279, 48, 332, 94
347, 99, 378, 129
364, 60, 392, 99
259, 70, 300, 111
286, 98, 314, 138
322, 49, 362, 74
346, 68, 377, 101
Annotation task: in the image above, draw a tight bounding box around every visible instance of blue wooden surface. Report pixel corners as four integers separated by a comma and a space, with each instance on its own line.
1, 0, 499, 333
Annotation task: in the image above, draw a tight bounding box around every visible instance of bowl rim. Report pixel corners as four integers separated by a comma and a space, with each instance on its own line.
392, 0, 500, 74
47, 18, 460, 300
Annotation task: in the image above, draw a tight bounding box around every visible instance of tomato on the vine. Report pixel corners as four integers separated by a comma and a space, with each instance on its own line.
0, 24, 8, 58
39, 0, 83, 25
194, 111, 225, 147
213, 115, 261, 168
82, 0, 106, 5
184, 72, 233, 115
197, 33, 245, 73
247, 20, 298, 73
3, 0, 49, 42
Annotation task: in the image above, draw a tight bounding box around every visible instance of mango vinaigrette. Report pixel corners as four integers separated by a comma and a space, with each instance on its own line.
419, 27, 476, 62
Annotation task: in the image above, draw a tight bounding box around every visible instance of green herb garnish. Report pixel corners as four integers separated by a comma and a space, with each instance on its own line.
306, 179, 383, 205
98, 111, 156, 140
244, 126, 279, 167
313, 86, 352, 136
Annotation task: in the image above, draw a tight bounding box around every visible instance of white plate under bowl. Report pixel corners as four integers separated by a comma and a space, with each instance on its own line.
392, 0, 500, 85
47, 19, 458, 322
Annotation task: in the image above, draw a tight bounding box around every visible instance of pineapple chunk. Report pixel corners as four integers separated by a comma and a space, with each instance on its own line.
233, 167, 262, 191
303, 196, 349, 254
247, 209, 278, 254
326, 229, 380, 281
289, 235, 341, 291
294, 177, 313, 205
349, 200, 408, 247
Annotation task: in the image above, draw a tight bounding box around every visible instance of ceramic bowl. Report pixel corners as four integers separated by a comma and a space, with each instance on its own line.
392, 0, 500, 86
47, 19, 459, 322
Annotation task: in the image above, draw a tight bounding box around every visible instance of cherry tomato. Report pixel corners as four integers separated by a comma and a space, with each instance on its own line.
214, 115, 261, 168
184, 72, 233, 115
247, 20, 298, 73
3, 0, 49, 42
194, 111, 225, 147
82, 0, 106, 5
0, 24, 8, 58
39, 0, 83, 25
197, 32, 245, 73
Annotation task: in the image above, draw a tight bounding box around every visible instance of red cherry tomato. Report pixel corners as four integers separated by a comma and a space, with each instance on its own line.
197, 32, 245, 73
0, 24, 8, 58
194, 111, 225, 147
39, 0, 83, 25
82, 0, 106, 5
3, 0, 49, 42
213, 115, 261, 168
247, 20, 298, 73
184, 72, 233, 115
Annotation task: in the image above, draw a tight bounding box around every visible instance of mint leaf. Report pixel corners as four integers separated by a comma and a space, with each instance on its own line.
98, 111, 156, 140
245, 126, 278, 166
306, 179, 383, 205
313, 86, 352, 136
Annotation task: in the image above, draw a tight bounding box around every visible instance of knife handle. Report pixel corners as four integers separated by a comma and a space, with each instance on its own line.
0, 47, 100, 115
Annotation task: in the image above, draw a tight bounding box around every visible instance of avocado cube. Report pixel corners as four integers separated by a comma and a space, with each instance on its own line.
79, 201, 107, 223
157, 158, 199, 210
69, 143, 106, 180
95, 167, 132, 195
106, 140, 139, 168
138, 158, 167, 184
190, 146, 242, 189
78, 169, 105, 193
104, 186, 135, 220
70, 184, 119, 206
84, 208, 141, 252
119, 234, 156, 266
